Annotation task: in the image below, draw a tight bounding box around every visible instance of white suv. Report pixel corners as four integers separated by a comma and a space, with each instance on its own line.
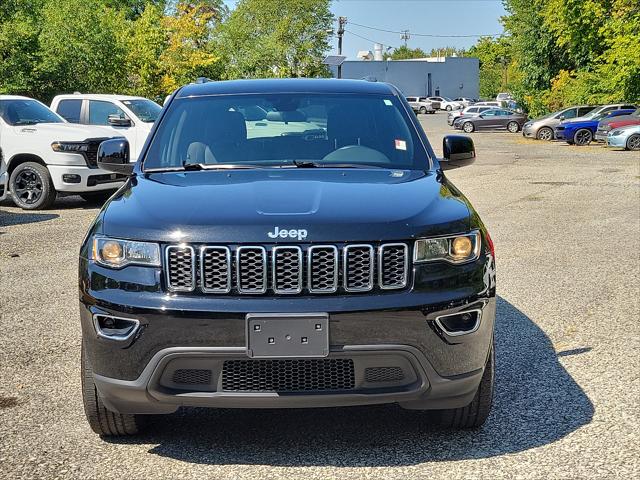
427, 96, 464, 111
50, 94, 162, 162
0, 96, 123, 210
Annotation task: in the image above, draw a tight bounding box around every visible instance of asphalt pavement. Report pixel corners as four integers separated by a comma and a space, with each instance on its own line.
1, 112, 638, 479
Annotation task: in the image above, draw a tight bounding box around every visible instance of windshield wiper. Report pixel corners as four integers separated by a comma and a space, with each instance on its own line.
291, 160, 385, 169
145, 163, 264, 173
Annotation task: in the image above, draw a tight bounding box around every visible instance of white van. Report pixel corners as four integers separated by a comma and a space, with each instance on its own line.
50, 94, 162, 162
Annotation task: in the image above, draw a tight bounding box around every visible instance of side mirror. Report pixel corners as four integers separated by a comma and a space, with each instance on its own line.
108, 114, 132, 127
97, 138, 134, 175
559, 115, 565, 121
440, 135, 476, 170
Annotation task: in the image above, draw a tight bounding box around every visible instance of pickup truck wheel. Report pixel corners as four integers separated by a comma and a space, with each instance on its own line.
574, 128, 592, 146
626, 134, 640, 151
419, 106, 427, 114
536, 126, 554, 141
80, 190, 116, 205
9, 162, 56, 210
446, 105, 452, 111
463, 122, 475, 133
429, 340, 495, 429
81, 343, 144, 436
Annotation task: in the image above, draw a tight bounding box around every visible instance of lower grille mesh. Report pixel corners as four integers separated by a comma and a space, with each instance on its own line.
364, 366, 405, 383
222, 359, 355, 392
172, 369, 212, 385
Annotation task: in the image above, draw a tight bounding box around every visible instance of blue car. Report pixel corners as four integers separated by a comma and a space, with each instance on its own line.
555, 109, 636, 146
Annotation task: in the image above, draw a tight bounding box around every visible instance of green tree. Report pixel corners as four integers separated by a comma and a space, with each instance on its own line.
467, 37, 514, 99
217, 0, 332, 79
384, 45, 426, 60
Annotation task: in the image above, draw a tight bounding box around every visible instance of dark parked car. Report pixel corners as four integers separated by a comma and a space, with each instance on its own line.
80, 79, 496, 436
454, 108, 528, 133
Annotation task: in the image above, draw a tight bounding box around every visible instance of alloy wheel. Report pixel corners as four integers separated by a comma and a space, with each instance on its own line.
537, 127, 553, 141
13, 168, 43, 205
507, 121, 519, 133
574, 129, 592, 146
626, 134, 640, 151
463, 122, 474, 133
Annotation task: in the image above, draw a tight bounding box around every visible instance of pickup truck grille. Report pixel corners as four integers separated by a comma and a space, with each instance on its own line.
164, 243, 410, 295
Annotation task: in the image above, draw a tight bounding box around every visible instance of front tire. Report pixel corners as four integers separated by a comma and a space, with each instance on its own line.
574, 128, 593, 146
429, 340, 495, 429
626, 134, 640, 151
537, 126, 553, 141
446, 105, 452, 111
9, 162, 57, 210
463, 122, 475, 133
419, 106, 427, 114
81, 343, 144, 436
507, 121, 520, 133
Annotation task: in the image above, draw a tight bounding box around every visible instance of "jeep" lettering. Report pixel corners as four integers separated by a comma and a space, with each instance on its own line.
267, 227, 308, 241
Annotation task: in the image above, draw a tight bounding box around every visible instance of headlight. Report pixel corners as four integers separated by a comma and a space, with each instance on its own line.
51, 141, 89, 153
414, 231, 481, 264
92, 236, 160, 268
610, 130, 623, 136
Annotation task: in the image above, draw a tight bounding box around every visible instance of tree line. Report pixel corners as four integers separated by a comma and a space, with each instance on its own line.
0, 0, 333, 103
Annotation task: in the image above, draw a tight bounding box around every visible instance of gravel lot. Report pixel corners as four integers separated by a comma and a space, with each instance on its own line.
1, 112, 639, 479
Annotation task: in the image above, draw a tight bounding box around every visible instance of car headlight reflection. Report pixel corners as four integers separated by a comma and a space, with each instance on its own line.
414, 231, 481, 264
92, 236, 161, 268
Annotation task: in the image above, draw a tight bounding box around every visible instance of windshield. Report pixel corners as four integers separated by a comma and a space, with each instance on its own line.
442, 97, 453, 102
0, 99, 64, 126
143, 93, 430, 171
121, 99, 162, 123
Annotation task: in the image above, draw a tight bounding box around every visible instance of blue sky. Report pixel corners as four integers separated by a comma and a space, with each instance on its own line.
223, 0, 507, 59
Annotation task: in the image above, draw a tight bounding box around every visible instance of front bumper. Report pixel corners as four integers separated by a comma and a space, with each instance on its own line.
607, 135, 627, 148
595, 131, 609, 142
48, 165, 127, 192
555, 129, 566, 140
522, 125, 535, 138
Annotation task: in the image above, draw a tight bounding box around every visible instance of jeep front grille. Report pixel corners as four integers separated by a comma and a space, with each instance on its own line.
164, 242, 409, 295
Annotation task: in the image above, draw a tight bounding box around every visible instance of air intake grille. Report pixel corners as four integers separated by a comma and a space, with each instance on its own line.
364, 366, 405, 383
164, 243, 409, 295
237, 247, 267, 293
344, 245, 374, 292
172, 369, 212, 385
201, 247, 231, 293
273, 247, 302, 293
379, 244, 408, 289
166, 246, 195, 291
221, 359, 355, 392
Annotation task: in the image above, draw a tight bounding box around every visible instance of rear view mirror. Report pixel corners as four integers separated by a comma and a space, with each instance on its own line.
440, 135, 476, 170
108, 114, 132, 127
97, 138, 134, 175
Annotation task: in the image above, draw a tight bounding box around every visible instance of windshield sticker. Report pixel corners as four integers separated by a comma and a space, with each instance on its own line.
395, 139, 407, 151
383, 99, 393, 106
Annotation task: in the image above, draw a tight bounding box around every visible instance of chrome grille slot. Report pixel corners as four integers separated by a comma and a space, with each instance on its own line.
236, 246, 267, 294
379, 243, 408, 289
165, 245, 195, 291
308, 245, 338, 293
343, 245, 374, 292
201, 247, 231, 293
272, 246, 303, 294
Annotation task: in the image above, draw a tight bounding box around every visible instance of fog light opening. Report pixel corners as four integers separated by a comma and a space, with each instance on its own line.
93, 314, 140, 341
435, 309, 481, 336
62, 174, 81, 184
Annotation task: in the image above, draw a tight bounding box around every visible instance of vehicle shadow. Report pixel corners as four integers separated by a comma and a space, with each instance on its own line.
107, 297, 594, 466
0, 208, 59, 229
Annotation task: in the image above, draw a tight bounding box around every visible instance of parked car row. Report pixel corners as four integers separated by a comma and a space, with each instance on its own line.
451, 107, 528, 133
522, 103, 639, 149
0, 93, 161, 210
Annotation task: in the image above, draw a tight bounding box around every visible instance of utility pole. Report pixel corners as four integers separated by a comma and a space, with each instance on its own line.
337, 16, 347, 79
401, 30, 410, 47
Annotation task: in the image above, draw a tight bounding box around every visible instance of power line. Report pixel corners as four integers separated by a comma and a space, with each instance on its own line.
343, 29, 396, 50
348, 21, 503, 38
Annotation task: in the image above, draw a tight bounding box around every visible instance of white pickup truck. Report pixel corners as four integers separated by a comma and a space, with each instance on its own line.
0, 95, 125, 210
50, 94, 162, 162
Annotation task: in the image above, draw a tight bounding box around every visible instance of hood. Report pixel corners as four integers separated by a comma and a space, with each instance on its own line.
14, 122, 116, 141
101, 169, 471, 243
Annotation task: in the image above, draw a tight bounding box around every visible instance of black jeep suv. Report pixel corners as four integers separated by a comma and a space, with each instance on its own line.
80, 79, 496, 436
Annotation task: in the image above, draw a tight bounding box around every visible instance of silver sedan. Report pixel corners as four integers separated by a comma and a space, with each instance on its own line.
607, 124, 640, 151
